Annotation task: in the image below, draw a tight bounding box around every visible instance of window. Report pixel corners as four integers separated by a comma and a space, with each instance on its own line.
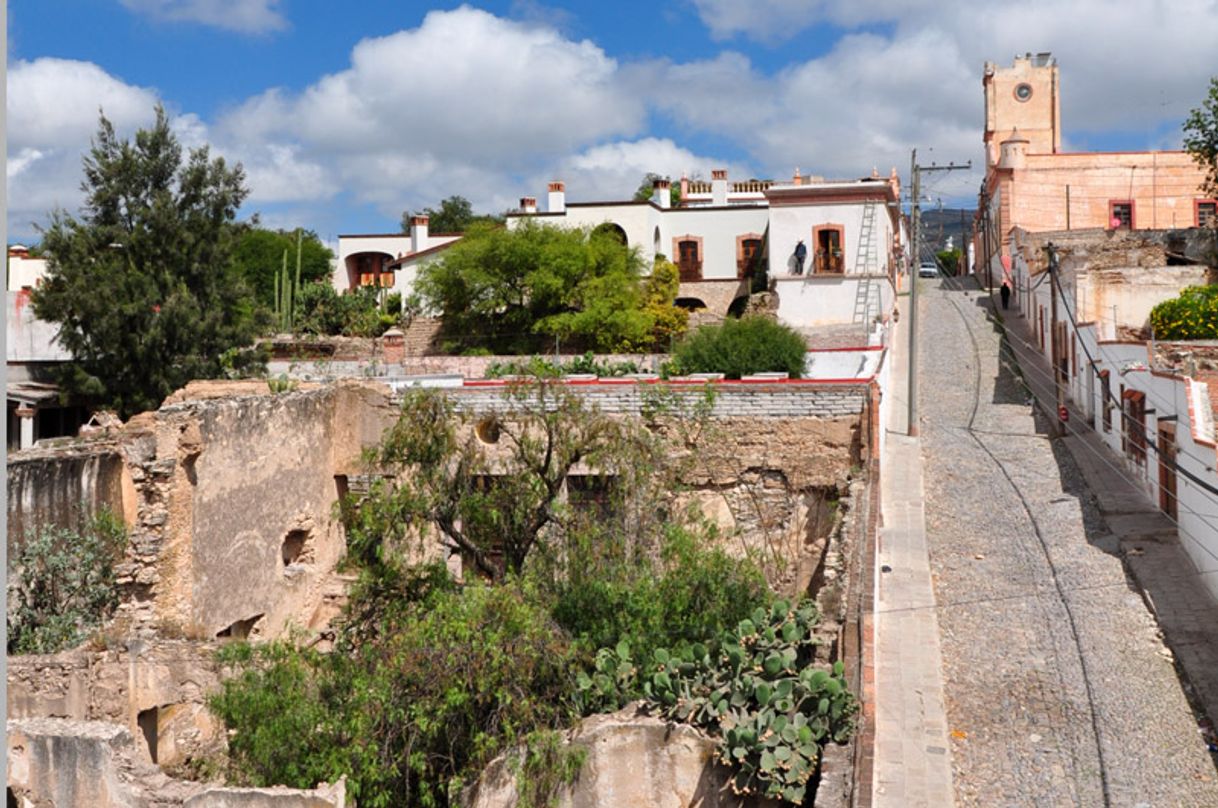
673, 236, 703, 282
1123, 390, 1146, 464
567, 475, 620, 523
1014, 82, 1033, 102
737, 234, 764, 278
1109, 200, 1134, 230
813, 225, 845, 274
1196, 200, 1217, 228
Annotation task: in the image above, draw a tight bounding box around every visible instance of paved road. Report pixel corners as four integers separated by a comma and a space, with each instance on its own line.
916, 277, 1218, 806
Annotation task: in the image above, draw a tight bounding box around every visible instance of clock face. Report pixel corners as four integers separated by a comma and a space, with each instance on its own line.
1014, 82, 1033, 102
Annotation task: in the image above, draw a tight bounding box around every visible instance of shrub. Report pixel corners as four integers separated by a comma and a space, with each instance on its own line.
1149, 285, 1218, 339
548, 525, 770, 656
210, 582, 580, 808
297, 284, 395, 337
672, 316, 807, 378
8, 508, 127, 654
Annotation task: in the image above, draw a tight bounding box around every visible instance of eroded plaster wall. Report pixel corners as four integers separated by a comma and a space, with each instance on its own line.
7, 443, 132, 568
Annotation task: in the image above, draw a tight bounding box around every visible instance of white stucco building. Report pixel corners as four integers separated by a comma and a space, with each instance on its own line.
7, 245, 48, 291
333, 216, 462, 298
509, 169, 905, 330
1005, 225, 1218, 601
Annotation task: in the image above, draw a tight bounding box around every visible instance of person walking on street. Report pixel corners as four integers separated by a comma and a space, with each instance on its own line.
1000, 280, 1011, 310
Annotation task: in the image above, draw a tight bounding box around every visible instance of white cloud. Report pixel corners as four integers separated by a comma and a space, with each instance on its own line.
6, 58, 161, 236
118, 0, 286, 34
215, 5, 648, 216
674, 1, 1218, 201
552, 138, 753, 201
14, 3, 1216, 238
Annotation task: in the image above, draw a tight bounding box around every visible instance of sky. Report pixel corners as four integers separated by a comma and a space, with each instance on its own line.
8, 0, 1218, 245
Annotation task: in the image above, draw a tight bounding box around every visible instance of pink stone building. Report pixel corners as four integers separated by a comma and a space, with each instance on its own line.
975, 53, 1215, 285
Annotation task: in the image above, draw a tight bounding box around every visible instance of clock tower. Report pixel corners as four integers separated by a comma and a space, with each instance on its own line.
983, 53, 1060, 169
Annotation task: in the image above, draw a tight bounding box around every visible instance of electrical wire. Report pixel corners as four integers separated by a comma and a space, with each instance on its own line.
948, 277, 1218, 576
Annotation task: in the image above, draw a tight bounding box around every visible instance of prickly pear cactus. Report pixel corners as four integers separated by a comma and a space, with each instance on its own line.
575, 599, 856, 805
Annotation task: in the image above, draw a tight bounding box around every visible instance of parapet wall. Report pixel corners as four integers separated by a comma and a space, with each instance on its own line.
446, 381, 867, 419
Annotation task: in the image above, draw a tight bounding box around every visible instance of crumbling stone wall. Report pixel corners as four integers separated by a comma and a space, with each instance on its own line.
7, 640, 223, 772
7, 718, 347, 807
112, 381, 397, 642
7, 442, 134, 567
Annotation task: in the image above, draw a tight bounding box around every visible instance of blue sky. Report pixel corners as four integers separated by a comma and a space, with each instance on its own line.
8, 1, 1218, 244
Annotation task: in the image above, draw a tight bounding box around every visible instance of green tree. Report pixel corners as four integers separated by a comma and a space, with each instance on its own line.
350, 384, 656, 582
632, 173, 681, 207
1185, 77, 1218, 200
417, 220, 655, 354
32, 107, 261, 417
400, 195, 502, 234
642, 257, 689, 348
231, 227, 334, 309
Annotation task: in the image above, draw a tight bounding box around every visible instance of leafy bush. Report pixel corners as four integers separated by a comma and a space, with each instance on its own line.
1149, 285, 1218, 339
672, 316, 807, 378
485, 353, 643, 379
548, 525, 769, 655
211, 581, 580, 808
8, 509, 127, 654
575, 600, 856, 805
297, 283, 395, 337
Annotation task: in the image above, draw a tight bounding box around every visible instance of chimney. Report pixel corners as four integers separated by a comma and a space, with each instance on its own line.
547, 181, 566, 214
711, 169, 728, 206
410, 215, 429, 253
792, 167, 802, 186
520, 196, 538, 214
651, 178, 671, 209
8, 244, 29, 258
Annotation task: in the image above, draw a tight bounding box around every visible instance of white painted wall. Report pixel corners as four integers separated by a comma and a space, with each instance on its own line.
773, 276, 895, 328
1009, 258, 1218, 603
768, 201, 895, 279
7, 254, 47, 291
661, 207, 768, 279
7, 291, 70, 362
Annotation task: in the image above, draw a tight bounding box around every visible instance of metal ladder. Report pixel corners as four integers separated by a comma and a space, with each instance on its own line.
851, 201, 879, 324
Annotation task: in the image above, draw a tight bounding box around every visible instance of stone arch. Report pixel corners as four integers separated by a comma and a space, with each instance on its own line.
592, 222, 628, 245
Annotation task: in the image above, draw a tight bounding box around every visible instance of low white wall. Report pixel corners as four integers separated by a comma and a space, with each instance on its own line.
774, 276, 893, 329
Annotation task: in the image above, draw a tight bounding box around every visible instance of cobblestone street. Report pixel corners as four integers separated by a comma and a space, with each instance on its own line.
916, 278, 1218, 806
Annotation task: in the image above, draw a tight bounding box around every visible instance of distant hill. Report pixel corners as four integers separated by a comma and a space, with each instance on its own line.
918, 208, 975, 253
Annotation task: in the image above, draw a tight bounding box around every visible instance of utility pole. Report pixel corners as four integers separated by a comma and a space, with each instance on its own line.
908, 153, 970, 437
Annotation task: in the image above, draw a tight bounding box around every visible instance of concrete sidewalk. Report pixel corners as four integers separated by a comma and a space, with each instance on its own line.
990, 282, 1218, 743
871, 289, 955, 807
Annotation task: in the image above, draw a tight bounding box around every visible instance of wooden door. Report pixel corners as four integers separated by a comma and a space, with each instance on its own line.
1158, 422, 1178, 520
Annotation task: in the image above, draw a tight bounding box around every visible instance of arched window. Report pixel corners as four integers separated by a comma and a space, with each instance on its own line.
653, 226, 662, 257
592, 222, 628, 245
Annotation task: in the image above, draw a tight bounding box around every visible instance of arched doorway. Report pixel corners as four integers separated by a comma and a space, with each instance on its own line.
592, 222, 628, 246
674, 297, 708, 311
344, 251, 395, 291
